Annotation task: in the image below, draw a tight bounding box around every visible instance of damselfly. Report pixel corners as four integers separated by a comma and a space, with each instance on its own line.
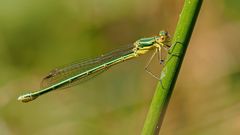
18, 31, 171, 103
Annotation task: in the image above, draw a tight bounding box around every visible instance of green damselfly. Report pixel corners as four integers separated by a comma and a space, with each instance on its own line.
18, 31, 171, 103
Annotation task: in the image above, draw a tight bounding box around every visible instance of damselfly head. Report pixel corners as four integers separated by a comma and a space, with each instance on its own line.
158, 30, 170, 43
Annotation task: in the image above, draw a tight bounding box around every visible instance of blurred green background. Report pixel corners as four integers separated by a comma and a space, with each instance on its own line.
0, 0, 240, 135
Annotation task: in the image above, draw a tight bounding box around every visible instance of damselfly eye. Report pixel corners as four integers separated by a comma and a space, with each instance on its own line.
161, 36, 165, 40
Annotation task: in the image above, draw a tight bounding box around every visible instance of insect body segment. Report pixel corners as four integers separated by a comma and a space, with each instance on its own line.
134, 30, 170, 56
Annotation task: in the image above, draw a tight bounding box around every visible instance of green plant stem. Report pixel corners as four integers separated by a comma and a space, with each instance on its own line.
141, 0, 203, 135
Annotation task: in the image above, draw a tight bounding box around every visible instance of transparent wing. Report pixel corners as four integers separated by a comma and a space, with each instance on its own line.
40, 44, 135, 89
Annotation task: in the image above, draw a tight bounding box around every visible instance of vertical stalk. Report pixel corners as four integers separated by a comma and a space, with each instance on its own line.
141, 0, 203, 135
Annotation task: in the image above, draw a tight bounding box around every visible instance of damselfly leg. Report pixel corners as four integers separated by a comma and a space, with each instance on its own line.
144, 48, 160, 80
163, 41, 183, 65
